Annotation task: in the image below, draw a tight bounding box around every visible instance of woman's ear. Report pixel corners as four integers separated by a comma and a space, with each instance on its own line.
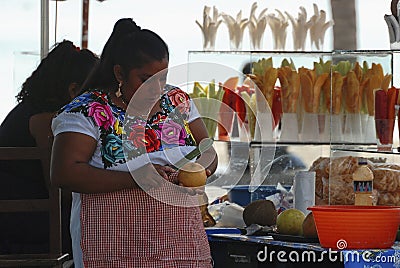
68, 82, 81, 99
113, 65, 124, 83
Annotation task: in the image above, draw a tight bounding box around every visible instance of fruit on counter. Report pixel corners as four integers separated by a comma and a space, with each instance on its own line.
278, 65, 300, 114
240, 90, 257, 139
322, 70, 343, 115
177, 162, 207, 187
271, 86, 282, 128
218, 76, 239, 139
218, 77, 255, 139
190, 81, 225, 138
235, 78, 254, 126
247, 57, 277, 108
242, 199, 277, 227
375, 87, 398, 145
276, 208, 305, 236
299, 67, 328, 114
302, 212, 318, 238
343, 71, 361, 114
364, 63, 392, 117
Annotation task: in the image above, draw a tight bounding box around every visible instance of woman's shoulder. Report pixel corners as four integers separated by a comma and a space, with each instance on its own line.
58, 89, 110, 114
54, 89, 122, 135
164, 84, 190, 98
162, 84, 192, 105
161, 85, 192, 115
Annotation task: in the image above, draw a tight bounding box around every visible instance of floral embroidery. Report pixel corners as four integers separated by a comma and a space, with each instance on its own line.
113, 119, 124, 135
144, 128, 161, 152
158, 119, 185, 145
128, 123, 146, 148
152, 113, 167, 125
167, 90, 191, 114
101, 134, 125, 164
57, 86, 197, 168
88, 102, 115, 130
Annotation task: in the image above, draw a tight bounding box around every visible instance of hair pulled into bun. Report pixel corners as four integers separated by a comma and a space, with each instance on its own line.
113, 18, 141, 38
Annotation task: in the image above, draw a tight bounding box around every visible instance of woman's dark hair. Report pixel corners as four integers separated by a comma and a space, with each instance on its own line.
242, 62, 253, 75
84, 18, 169, 92
16, 40, 99, 112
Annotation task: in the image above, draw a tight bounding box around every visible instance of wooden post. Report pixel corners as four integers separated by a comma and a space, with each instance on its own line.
41, 0, 49, 59
82, 0, 89, 49
331, 0, 357, 50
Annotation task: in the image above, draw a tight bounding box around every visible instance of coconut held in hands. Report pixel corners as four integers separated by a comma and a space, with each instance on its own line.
177, 162, 207, 187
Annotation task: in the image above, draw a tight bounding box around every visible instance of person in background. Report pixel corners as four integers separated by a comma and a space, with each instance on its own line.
0, 40, 99, 255
50, 18, 217, 267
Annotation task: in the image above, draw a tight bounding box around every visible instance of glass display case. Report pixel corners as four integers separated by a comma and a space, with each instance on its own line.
186, 50, 398, 206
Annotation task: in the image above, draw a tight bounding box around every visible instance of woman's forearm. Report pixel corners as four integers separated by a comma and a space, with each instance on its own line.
51, 161, 138, 194
51, 132, 138, 193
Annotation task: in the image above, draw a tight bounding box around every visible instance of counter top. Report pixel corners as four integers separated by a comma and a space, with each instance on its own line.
209, 233, 324, 251
208, 232, 400, 267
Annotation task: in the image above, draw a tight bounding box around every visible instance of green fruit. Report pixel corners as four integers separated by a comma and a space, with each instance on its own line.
276, 208, 305, 236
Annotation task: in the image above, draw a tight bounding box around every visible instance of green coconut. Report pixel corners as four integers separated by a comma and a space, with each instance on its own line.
276, 208, 305, 236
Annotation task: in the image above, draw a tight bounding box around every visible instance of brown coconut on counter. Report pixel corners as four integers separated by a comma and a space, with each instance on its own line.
243, 199, 277, 227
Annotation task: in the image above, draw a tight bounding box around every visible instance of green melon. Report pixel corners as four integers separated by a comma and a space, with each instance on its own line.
276, 208, 305, 236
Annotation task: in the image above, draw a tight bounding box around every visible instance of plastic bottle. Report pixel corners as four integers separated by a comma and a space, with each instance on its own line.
352, 158, 374, 206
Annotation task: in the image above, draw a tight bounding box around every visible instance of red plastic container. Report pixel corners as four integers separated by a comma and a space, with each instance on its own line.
308, 205, 400, 249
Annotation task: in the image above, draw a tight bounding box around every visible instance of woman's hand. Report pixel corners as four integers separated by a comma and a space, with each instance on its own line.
154, 164, 176, 180
131, 163, 175, 190
177, 183, 205, 196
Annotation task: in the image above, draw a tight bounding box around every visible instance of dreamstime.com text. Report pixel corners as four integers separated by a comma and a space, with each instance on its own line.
257, 246, 398, 264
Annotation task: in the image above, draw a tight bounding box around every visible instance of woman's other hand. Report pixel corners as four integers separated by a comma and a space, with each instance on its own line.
131, 163, 175, 190
177, 183, 205, 196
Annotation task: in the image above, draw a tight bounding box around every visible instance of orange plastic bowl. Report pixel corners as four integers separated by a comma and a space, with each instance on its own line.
308, 205, 400, 249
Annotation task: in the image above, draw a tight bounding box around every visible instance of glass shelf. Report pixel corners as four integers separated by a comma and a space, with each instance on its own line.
188, 49, 393, 77
331, 145, 400, 155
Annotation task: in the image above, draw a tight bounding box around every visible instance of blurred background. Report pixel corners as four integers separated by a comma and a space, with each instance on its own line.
0, 0, 393, 122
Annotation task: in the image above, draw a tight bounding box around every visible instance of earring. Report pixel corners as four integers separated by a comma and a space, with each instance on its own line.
115, 82, 122, 98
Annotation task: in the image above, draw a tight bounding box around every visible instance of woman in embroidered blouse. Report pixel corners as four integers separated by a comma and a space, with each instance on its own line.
51, 18, 217, 268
